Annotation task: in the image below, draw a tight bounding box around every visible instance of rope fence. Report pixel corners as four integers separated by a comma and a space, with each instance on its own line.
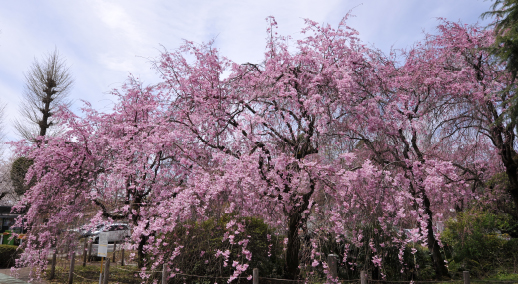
45, 252, 518, 284
369, 281, 465, 283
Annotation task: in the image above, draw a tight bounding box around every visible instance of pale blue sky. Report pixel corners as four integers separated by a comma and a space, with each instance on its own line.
0, 0, 494, 145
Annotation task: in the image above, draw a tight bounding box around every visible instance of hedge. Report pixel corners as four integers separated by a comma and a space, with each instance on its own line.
0, 245, 20, 268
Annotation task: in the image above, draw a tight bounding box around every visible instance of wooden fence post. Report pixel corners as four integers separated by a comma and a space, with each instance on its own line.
327, 254, 338, 279
253, 268, 259, 284
87, 240, 93, 262
82, 238, 88, 267
162, 263, 167, 284
68, 252, 75, 284
463, 271, 470, 284
121, 247, 125, 266
112, 241, 117, 262
49, 251, 57, 280
103, 258, 110, 284
361, 270, 367, 284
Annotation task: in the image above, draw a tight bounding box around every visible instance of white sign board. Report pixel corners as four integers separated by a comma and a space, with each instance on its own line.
97, 232, 108, 257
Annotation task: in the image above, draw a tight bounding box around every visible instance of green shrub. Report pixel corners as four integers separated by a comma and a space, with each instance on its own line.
0, 245, 21, 268
316, 224, 436, 281
158, 216, 285, 282
441, 209, 518, 278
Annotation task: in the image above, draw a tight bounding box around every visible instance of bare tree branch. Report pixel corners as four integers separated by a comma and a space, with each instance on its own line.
14, 48, 73, 140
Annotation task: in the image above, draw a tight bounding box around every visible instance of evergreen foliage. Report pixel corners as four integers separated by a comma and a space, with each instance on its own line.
9, 157, 34, 196
0, 245, 20, 268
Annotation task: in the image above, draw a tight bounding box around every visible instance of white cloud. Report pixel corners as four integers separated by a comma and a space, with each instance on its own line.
0, 0, 494, 146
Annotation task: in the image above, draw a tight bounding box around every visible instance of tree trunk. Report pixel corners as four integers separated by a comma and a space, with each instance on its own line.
504, 161, 518, 219
137, 235, 148, 268
284, 183, 314, 280
372, 266, 380, 280
423, 194, 448, 278
39, 81, 56, 137
490, 124, 518, 219
406, 130, 448, 278
284, 210, 302, 279
131, 196, 148, 269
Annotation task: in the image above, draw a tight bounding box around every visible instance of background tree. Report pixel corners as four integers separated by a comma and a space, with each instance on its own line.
430, 19, 518, 221
0, 101, 4, 149
9, 49, 72, 198
0, 160, 16, 205
14, 48, 73, 141
0, 101, 13, 203
482, 1, 518, 139
482, 0, 518, 81
10, 78, 186, 272
9, 156, 34, 196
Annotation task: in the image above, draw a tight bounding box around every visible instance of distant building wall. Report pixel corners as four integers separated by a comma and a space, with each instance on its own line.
0, 206, 22, 233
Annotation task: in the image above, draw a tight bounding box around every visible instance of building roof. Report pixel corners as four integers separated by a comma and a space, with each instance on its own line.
0, 206, 22, 218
